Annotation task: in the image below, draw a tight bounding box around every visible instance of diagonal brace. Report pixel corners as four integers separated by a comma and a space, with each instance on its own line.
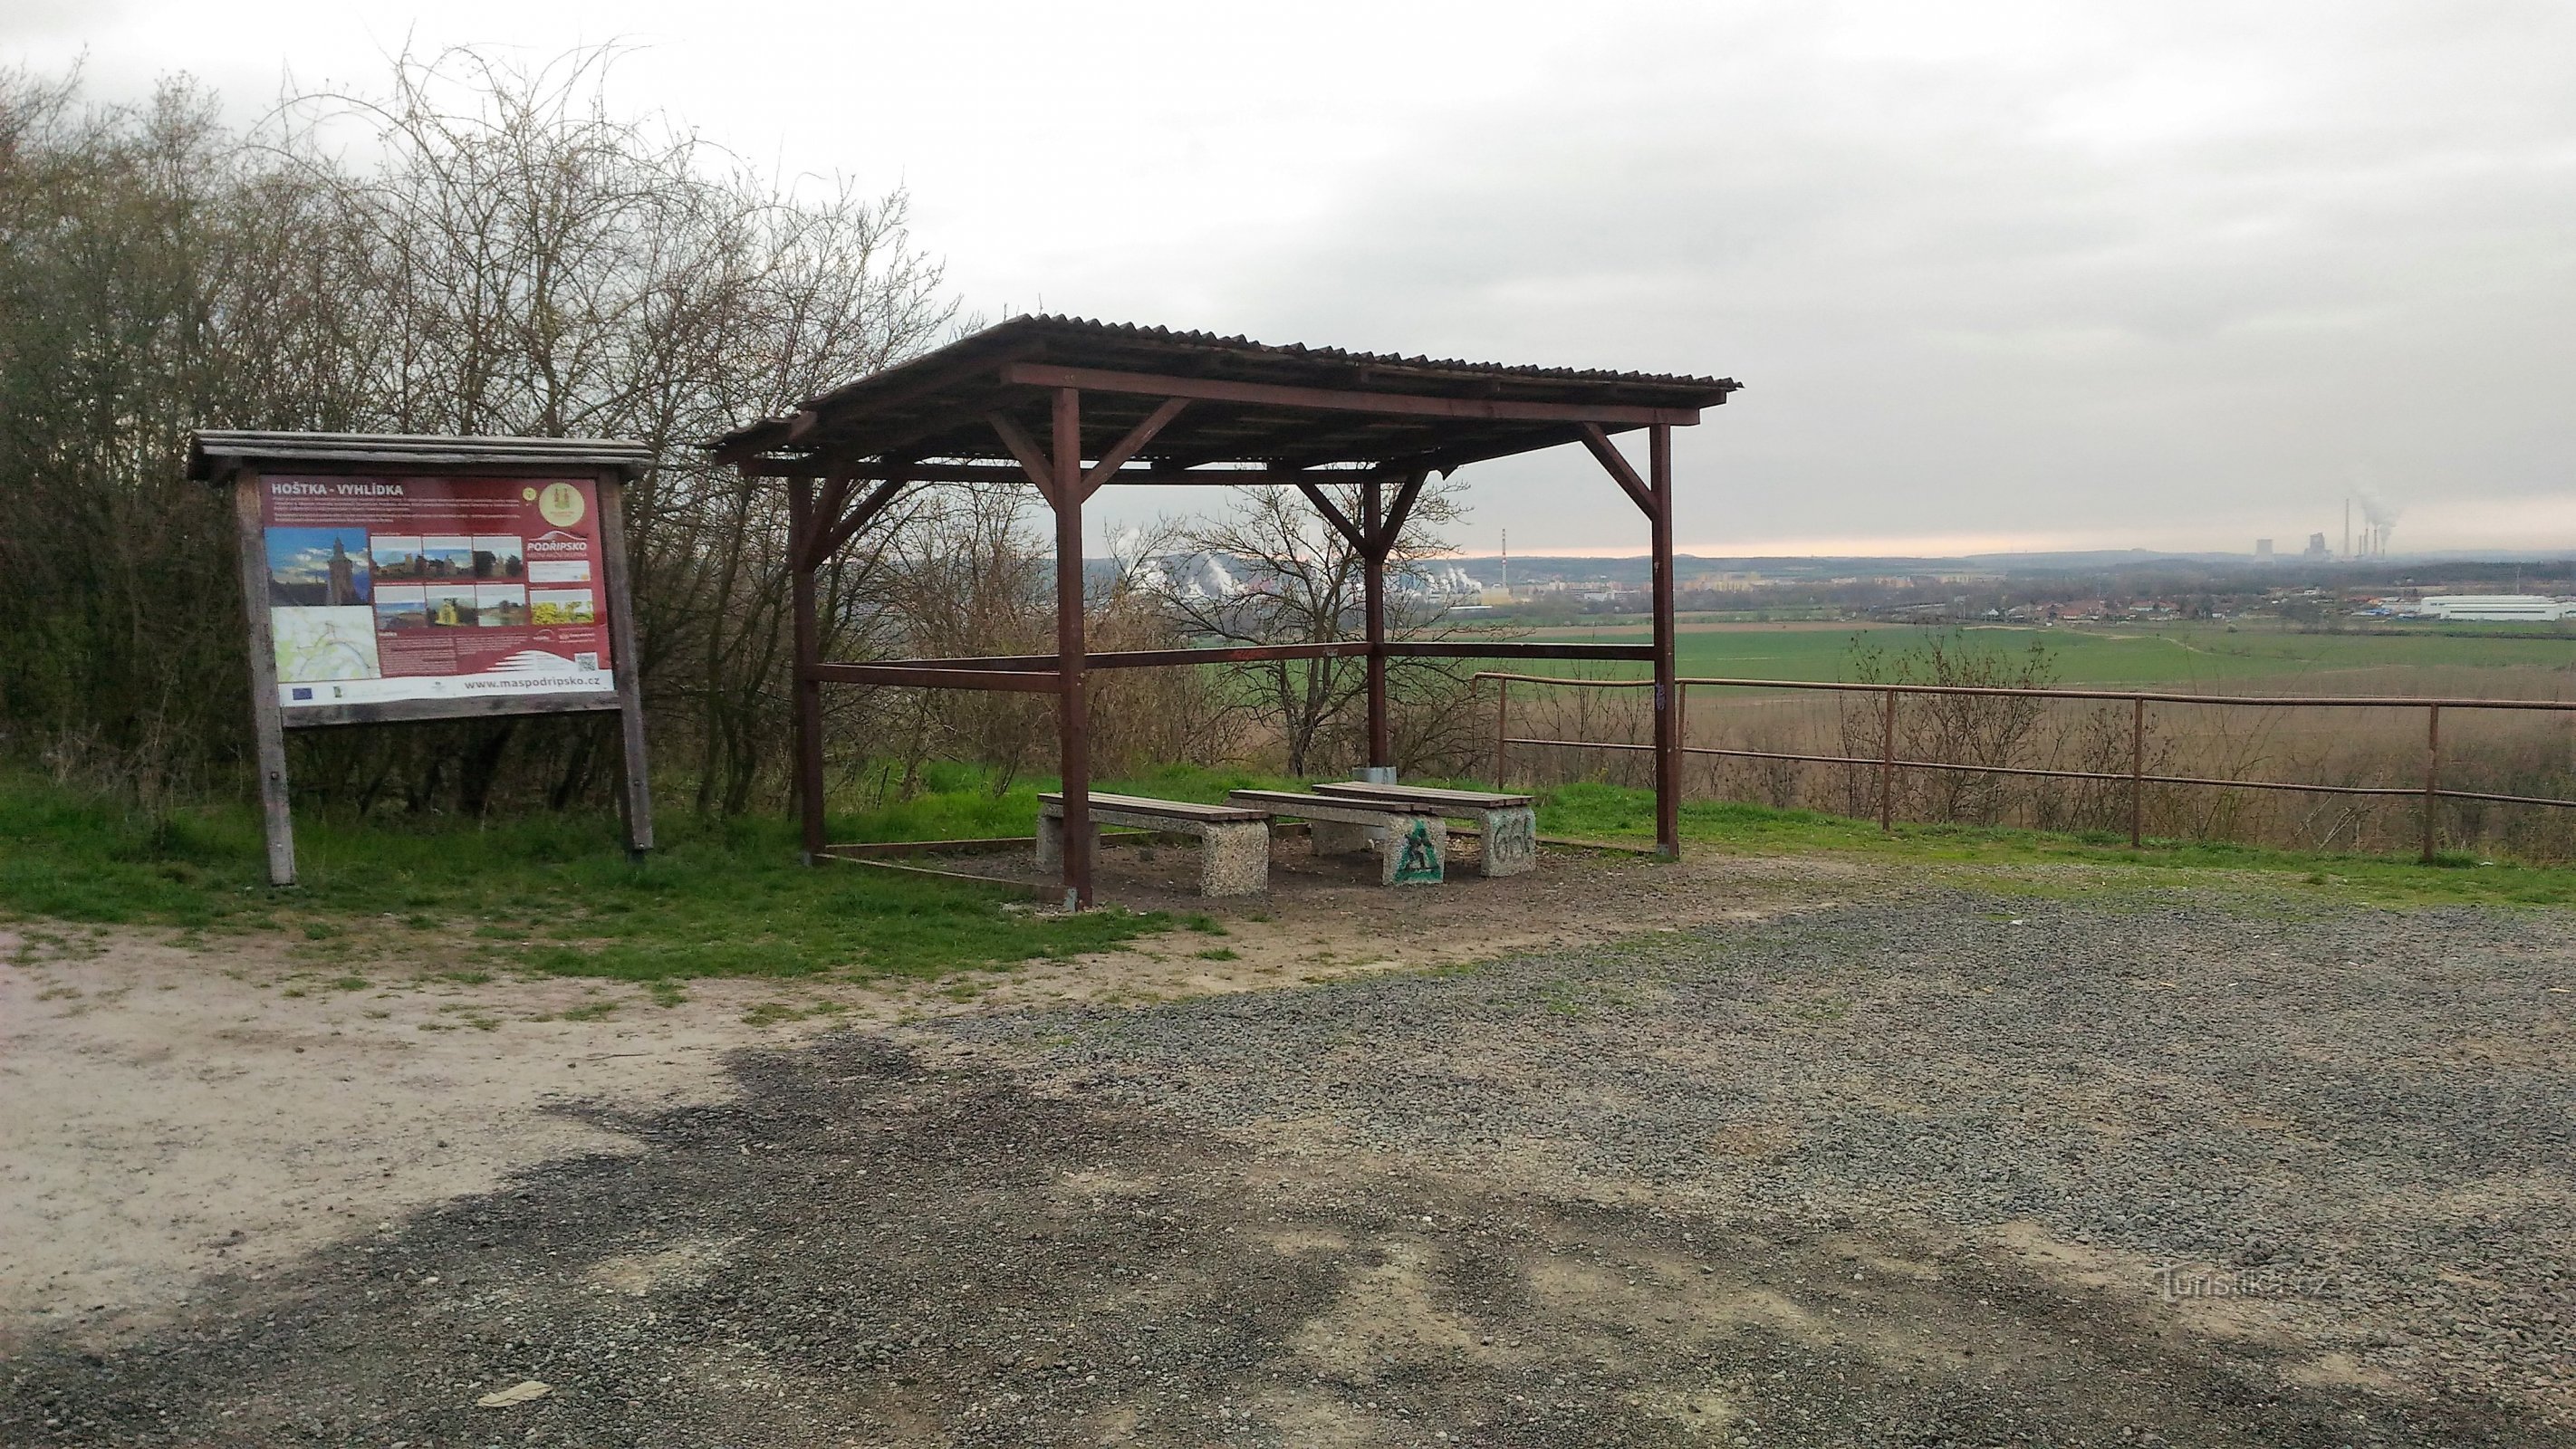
1580, 424, 1655, 516
808, 475, 910, 568
987, 411, 1058, 498
1293, 478, 1368, 553
1082, 398, 1188, 500
1370, 469, 1429, 560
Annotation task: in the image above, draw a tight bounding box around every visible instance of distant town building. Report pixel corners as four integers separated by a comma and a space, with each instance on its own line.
2407, 595, 2572, 622
2254, 538, 2273, 558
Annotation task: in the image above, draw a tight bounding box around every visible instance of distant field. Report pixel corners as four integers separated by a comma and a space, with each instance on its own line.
1502, 620, 2576, 690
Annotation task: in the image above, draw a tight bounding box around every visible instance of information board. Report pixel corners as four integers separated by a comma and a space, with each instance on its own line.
256, 475, 618, 713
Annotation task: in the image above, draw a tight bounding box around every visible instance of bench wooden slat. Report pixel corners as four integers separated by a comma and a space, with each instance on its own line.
1038, 792, 1271, 823
1311, 782, 1535, 810
1226, 788, 1442, 815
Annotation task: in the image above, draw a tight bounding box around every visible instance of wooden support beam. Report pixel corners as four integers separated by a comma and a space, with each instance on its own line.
805, 662, 1063, 691
1387, 640, 1658, 660
736, 459, 1419, 487
1081, 398, 1189, 499
987, 411, 1056, 494
789, 475, 828, 863
1052, 387, 1093, 908
1580, 424, 1655, 516
860, 641, 1378, 672
1648, 421, 1680, 859
1293, 479, 1367, 552
1001, 361, 1703, 427
1377, 469, 1428, 554
810, 472, 852, 549
1364, 478, 1389, 769
809, 475, 909, 567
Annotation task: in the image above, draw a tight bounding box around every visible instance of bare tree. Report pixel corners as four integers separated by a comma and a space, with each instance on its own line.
0, 51, 958, 814
1133, 477, 1479, 777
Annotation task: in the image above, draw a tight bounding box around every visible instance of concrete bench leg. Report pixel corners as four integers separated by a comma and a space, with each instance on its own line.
1377, 816, 1447, 886
1310, 820, 1374, 857
1035, 811, 1064, 871
1197, 820, 1269, 897
1477, 806, 1537, 878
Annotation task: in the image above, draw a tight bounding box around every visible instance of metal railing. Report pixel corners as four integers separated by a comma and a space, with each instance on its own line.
1476, 672, 2576, 862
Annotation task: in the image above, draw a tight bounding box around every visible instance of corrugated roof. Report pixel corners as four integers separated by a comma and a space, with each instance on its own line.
713, 315, 1739, 469
190, 431, 656, 480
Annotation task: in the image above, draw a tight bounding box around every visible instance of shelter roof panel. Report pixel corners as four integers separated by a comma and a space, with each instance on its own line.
713, 315, 1738, 474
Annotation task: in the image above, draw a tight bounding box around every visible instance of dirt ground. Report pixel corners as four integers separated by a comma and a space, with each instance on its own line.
0, 842, 1831, 1356
4, 842, 2571, 1445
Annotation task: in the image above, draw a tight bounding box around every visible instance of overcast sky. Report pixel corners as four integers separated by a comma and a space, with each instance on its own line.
12, 1, 2572, 558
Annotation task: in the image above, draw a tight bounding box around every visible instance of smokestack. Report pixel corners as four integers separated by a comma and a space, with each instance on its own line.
2344, 500, 2350, 561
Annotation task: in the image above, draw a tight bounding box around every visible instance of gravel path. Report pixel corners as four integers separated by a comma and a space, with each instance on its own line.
5, 883, 2571, 1444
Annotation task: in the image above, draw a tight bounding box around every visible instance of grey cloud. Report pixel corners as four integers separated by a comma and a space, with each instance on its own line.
1180, 3, 2576, 552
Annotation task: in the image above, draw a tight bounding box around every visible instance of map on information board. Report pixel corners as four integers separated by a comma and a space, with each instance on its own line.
258, 475, 617, 712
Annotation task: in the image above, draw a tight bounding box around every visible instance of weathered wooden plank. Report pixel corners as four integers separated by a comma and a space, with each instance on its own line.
594, 468, 657, 858
232, 472, 298, 886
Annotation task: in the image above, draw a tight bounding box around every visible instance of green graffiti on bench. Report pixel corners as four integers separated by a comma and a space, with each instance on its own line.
1394, 819, 1442, 884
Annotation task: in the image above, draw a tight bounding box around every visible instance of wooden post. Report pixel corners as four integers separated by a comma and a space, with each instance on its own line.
1877, 686, 1897, 832
594, 469, 655, 860
2421, 703, 2441, 864
787, 473, 826, 865
1648, 422, 1680, 859
230, 470, 297, 887
1495, 677, 1511, 788
1362, 478, 1389, 771
1052, 387, 1092, 907
2128, 696, 2146, 849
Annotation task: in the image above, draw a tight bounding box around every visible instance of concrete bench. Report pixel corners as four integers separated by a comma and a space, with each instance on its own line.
1311, 782, 1538, 878
1038, 792, 1271, 897
1226, 789, 1447, 887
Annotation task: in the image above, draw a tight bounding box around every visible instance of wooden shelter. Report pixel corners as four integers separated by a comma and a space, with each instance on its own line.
711, 316, 1739, 906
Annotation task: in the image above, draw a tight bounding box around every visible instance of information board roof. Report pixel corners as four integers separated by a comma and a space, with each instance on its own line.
190, 431, 655, 481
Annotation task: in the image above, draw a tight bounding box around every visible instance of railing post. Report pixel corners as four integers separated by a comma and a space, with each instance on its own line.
2129, 696, 2146, 849
1495, 677, 1510, 788
1878, 686, 1898, 831
2422, 703, 2441, 864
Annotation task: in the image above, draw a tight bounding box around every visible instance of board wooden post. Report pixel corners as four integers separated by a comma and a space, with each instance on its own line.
592, 467, 656, 860
230, 469, 299, 886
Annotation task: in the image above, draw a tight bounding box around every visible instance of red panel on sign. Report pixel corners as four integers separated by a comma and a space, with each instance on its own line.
257, 475, 618, 711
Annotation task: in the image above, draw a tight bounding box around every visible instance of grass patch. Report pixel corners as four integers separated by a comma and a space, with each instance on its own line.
0, 772, 1165, 984
1192, 946, 1241, 962
1530, 781, 2576, 908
